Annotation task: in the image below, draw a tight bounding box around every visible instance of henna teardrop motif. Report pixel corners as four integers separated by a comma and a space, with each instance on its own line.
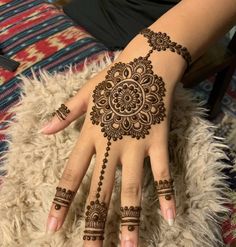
90, 56, 166, 141
84, 27, 191, 241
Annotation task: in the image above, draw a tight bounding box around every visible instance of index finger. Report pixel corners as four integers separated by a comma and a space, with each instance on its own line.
46, 130, 94, 234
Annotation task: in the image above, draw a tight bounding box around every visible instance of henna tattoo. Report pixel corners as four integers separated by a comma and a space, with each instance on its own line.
154, 179, 175, 200
90, 57, 166, 140
83, 200, 107, 241
83, 140, 111, 241
120, 206, 141, 231
53, 187, 75, 210
84, 27, 187, 241
52, 103, 70, 121
140, 28, 192, 68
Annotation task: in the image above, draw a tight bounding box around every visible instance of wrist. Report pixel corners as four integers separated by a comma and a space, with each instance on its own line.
113, 32, 188, 123
118, 33, 187, 91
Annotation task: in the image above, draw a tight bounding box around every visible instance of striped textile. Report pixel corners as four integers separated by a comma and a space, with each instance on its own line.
0, 0, 114, 160
0, 1, 235, 246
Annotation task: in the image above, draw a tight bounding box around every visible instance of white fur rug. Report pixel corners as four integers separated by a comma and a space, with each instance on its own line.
0, 54, 233, 247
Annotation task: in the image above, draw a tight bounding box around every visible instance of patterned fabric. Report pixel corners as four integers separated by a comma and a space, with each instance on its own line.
0, 0, 115, 158
0, 0, 236, 246
195, 73, 236, 116
194, 70, 236, 246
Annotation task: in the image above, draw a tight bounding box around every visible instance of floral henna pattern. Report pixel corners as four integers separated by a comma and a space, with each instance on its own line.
83, 201, 108, 241
83, 27, 191, 241
85, 57, 166, 241
90, 57, 166, 140
140, 28, 192, 68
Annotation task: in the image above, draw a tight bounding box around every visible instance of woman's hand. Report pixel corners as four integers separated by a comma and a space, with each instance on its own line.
40, 0, 236, 245
39, 24, 191, 246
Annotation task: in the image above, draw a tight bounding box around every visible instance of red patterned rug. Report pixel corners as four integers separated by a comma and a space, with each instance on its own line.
0, 0, 235, 245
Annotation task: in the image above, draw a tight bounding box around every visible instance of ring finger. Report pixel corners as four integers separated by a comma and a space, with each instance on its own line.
120, 144, 145, 247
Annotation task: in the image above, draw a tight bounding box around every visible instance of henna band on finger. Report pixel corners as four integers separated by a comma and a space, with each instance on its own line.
83, 200, 107, 241
83, 28, 191, 241
53, 187, 75, 210
120, 206, 142, 232
154, 179, 175, 201
51, 103, 70, 121
83, 140, 111, 241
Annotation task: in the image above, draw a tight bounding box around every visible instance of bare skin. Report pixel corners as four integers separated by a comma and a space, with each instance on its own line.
40, 0, 236, 246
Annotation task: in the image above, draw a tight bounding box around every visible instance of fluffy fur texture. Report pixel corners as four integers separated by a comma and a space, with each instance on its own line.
0, 53, 233, 247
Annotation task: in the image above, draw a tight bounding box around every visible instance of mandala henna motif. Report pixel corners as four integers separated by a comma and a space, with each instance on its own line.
140, 28, 192, 69
90, 57, 166, 140
84, 27, 192, 241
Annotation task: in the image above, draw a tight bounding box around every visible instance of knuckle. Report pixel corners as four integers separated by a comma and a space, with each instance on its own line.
89, 190, 99, 199
122, 183, 141, 197
157, 167, 170, 180
89, 190, 108, 202
80, 99, 88, 114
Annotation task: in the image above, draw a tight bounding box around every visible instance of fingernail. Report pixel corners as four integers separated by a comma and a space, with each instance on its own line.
46, 216, 58, 234
166, 208, 174, 226
124, 240, 134, 247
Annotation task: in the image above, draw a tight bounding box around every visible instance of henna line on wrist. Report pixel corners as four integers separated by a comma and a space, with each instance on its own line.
140, 28, 192, 69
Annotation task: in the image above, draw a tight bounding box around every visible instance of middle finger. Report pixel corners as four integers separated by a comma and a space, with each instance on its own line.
83, 139, 119, 247
120, 144, 145, 247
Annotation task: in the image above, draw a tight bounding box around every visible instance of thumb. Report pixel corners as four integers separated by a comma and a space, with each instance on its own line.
39, 81, 92, 135
39, 60, 115, 135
